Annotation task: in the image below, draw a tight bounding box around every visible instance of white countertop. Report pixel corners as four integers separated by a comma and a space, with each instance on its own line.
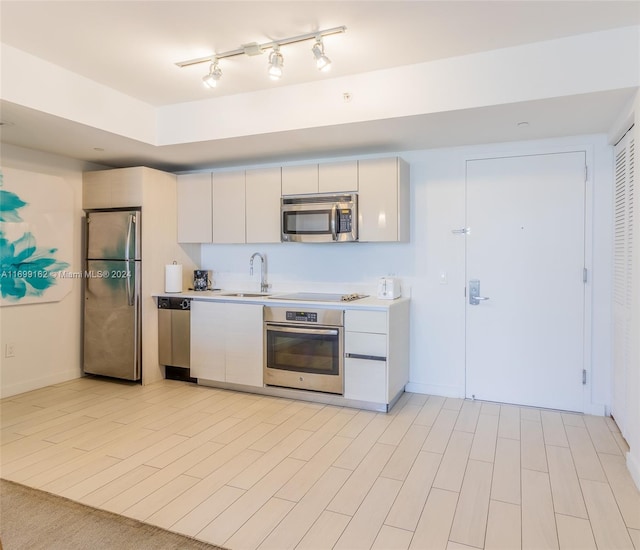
153, 289, 409, 310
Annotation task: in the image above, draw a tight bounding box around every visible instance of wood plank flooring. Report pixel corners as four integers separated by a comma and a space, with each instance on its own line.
1, 377, 638, 550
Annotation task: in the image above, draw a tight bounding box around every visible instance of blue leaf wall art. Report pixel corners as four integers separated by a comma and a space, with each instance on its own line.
0, 168, 73, 306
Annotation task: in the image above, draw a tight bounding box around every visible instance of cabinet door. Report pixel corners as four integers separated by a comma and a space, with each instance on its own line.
358, 157, 400, 242
83, 173, 112, 209
246, 168, 281, 243
177, 173, 212, 243
282, 164, 318, 195
110, 168, 143, 207
344, 358, 387, 403
224, 303, 264, 387
190, 301, 225, 381
213, 171, 246, 243
319, 161, 358, 193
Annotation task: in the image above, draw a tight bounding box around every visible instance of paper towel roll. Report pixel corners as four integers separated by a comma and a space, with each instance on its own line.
165, 264, 182, 293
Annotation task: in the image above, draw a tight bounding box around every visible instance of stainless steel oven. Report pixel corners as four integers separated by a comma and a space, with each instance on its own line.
264, 307, 344, 394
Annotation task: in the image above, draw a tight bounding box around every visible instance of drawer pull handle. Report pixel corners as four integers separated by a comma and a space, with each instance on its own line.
346, 353, 386, 362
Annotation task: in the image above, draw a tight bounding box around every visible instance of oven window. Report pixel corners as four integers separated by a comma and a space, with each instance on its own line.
266, 328, 339, 376
283, 210, 331, 234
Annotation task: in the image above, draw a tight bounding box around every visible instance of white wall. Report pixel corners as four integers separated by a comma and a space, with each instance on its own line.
0, 144, 105, 397
200, 134, 613, 412
160, 27, 639, 145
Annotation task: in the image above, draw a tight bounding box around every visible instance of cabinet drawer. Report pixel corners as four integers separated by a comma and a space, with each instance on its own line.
344, 358, 386, 403
345, 332, 386, 358
345, 310, 387, 333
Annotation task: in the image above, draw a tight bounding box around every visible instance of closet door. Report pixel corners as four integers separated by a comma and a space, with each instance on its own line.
612, 127, 635, 437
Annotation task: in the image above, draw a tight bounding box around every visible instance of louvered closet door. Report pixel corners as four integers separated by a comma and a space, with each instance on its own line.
612, 127, 635, 437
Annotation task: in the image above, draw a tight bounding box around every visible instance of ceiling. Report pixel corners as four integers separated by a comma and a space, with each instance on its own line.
1, 1, 639, 171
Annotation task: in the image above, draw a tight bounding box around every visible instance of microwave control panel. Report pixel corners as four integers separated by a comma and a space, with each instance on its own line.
286, 311, 318, 323
338, 210, 352, 233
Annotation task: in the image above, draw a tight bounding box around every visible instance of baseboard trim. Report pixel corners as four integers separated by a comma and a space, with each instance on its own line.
0, 369, 82, 398
404, 382, 464, 398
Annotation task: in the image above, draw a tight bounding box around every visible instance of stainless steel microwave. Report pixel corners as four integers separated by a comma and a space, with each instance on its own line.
281, 193, 358, 243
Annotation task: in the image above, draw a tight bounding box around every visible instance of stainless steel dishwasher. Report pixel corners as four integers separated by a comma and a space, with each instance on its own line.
157, 296, 195, 382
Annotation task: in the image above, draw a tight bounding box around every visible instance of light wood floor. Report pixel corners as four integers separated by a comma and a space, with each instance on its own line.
1, 377, 639, 550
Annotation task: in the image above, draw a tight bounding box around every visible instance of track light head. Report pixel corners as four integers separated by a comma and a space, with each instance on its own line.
202, 59, 222, 88
312, 38, 331, 72
268, 46, 284, 80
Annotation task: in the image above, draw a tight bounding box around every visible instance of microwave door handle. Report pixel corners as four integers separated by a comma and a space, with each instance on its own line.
331, 205, 338, 241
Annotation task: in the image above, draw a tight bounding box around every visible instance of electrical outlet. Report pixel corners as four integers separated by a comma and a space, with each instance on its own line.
5, 343, 16, 358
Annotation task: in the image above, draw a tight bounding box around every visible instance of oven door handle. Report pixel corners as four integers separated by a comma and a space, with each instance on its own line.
267, 325, 339, 336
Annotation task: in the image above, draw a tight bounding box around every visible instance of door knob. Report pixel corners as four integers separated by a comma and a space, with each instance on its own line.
469, 280, 490, 305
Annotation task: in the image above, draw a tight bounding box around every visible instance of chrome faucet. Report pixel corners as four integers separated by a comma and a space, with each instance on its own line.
249, 252, 269, 293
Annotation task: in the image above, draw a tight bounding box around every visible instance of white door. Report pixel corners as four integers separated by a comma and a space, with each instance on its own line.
465, 152, 586, 412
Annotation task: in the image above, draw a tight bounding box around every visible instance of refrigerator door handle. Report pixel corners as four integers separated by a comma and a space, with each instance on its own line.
125, 215, 134, 306
125, 214, 134, 263
126, 263, 134, 306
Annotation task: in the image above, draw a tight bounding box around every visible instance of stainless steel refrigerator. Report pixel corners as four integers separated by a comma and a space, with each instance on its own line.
83, 209, 142, 381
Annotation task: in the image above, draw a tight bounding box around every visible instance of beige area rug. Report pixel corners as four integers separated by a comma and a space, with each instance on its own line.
0, 479, 227, 550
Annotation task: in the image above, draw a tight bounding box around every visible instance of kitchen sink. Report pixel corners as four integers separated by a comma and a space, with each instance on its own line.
222, 292, 271, 298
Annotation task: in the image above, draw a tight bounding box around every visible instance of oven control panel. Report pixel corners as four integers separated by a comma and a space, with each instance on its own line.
286, 311, 318, 323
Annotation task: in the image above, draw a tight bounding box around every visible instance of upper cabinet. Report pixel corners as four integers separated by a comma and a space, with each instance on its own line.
177, 156, 409, 244
358, 157, 410, 242
212, 171, 246, 243
177, 168, 281, 244
177, 173, 212, 243
246, 167, 281, 244
83, 167, 144, 209
282, 161, 357, 195
281, 164, 318, 195
319, 161, 358, 193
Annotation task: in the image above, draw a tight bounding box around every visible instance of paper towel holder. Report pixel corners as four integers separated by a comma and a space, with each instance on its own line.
165, 261, 183, 293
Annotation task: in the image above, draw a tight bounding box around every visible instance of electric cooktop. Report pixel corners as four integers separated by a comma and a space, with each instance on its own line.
271, 292, 368, 302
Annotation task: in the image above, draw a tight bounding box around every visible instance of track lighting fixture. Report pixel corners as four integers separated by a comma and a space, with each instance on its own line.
311, 38, 331, 71
268, 46, 284, 80
176, 25, 346, 89
202, 59, 222, 88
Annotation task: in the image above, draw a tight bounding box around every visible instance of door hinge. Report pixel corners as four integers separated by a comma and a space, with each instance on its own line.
583, 268, 588, 283
451, 227, 470, 235
582, 369, 587, 385
584, 165, 588, 182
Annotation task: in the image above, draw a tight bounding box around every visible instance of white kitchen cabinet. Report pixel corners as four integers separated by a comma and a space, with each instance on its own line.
246, 167, 281, 243
358, 157, 410, 242
282, 161, 358, 195
213, 171, 246, 243
83, 167, 144, 209
224, 303, 264, 386
177, 173, 212, 243
319, 161, 358, 193
343, 303, 409, 407
190, 300, 263, 387
344, 357, 387, 403
282, 164, 318, 195
190, 300, 226, 381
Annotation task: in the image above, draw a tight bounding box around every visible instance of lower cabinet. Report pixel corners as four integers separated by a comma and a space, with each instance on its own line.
190, 301, 263, 387
343, 303, 410, 406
